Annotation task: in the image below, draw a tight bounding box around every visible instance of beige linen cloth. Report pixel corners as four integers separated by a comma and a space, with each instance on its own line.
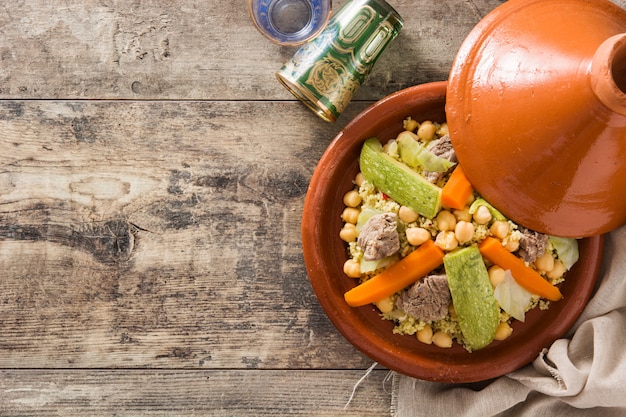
391, 224, 626, 417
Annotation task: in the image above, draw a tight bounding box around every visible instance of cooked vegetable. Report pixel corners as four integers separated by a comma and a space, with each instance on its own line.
489, 221, 510, 240
548, 236, 579, 270
432, 331, 453, 348
435, 210, 457, 231
359, 138, 442, 219
479, 237, 563, 301
417, 324, 434, 344
341, 207, 360, 224
340, 117, 576, 352
441, 166, 474, 210
534, 251, 555, 272
343, 259, 361, 278
397, 133, 456, 172
405, 227, 431, 246
339, 223, 357, 242
472, 205, 493, 225
398, 205, 419, 223
344, 240, 444, 307
494, 322, 513, 341
469, 197, 507, 221
493, 270, 533, 322
454, 221, 475, 244
444, 246, 500, 351
343, 190, 362, 208
417, 120, 436, 141
360, 254, 399, 274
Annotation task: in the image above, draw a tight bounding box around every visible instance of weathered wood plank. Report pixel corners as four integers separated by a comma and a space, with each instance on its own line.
0, 0, 511, 101
0, 100, 379, 369
5, 0, 626, 414
0, 369, 392, 416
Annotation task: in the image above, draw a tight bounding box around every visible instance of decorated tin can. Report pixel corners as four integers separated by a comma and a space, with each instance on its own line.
276, 0, 403, 122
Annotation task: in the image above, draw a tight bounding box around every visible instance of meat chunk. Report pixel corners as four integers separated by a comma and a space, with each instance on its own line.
518, 226, 548, 263
423, 134, 458, 183
395, 274, 451, 321
428, 134, 456, 160
357, 213, 400, 261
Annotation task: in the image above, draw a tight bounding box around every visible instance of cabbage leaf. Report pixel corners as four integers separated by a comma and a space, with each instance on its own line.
397, 134, 456, 172
548, 236, 579, 270
356, 207, 384, 234
360, 254, 399, 273
494, 270, 533, 322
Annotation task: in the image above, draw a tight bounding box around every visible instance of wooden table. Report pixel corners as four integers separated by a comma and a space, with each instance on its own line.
2, 1, 623, 415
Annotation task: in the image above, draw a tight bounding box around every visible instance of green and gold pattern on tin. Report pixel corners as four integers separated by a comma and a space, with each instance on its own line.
277, 0, 403, 122
305, 53, 361, 114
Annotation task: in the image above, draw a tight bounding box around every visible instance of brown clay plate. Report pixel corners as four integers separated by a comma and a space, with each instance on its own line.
301, 81, 604, 383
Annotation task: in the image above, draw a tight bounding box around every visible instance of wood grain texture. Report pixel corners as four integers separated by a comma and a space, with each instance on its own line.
4, 0, 626, 415
0, 99, 374, 369
0, 369, 392, 416
0, 0, 508, 101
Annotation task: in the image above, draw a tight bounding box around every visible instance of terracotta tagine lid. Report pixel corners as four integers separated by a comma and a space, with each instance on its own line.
446, 0, 626, 237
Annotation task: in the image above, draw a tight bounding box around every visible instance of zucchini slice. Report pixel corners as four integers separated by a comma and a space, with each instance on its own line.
359, 138, 442, 219
444, 246, 499, 350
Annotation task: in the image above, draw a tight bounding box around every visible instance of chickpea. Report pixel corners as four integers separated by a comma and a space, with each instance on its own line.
343, 259, 361, 278
494, 322, 513, 341
417, 325, 433, 345
436, 122, 449, 137
339, 223, 357, 243
455, 221, 475, 244
354, 172, 364, 187
341, 207, 360, 224
504, 238, 520, 252
343, 190, 362, 208
417, 120, 436, 141
435, 230, 458, 251
448, 303, 457, 319
375, 296, 395, 314
432, 331, 453, 348
473, 205, 492, 225
398, 206, 419, 223
436, 210, 457, 231
535, 251, 555, 272
453, 207, 472, 222
547, 259, 566, 280
403, 117, 419, 132
488, 265, 506, 288
490, 220, 510, 240
383, 139, 398, 156
406, 227, 431, 246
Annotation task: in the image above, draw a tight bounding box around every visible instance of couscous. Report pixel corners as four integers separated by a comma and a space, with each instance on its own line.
339, 117, 579, 351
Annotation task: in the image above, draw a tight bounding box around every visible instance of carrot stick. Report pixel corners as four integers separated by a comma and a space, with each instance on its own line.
441, 165, 474, 210
479, 237, 563, 301
344, 240, 444, 307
